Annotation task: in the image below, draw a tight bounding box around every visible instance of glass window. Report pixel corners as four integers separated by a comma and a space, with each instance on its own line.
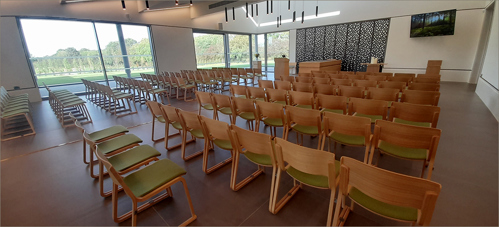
266, 31, 289, 72
95, 23, 127, 80
193, 33, 225, 69
228, 34, 250, 68
121, 24, 155, 78
252, 34, 265, 71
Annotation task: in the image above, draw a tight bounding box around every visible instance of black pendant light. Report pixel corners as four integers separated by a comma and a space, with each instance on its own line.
301, 11, 304, 23
293, 11, 296, 22
271, 0, 273, 14
121, 0, 126, 10
225, 7, 228, 23
277, 17, 279, 27
233, 7, 235, 20
251, 4, 254, 17
279, 15, 282, 25
175, 0, 179, 6
288, 0, 290, 11
190, 0, 193, 6
256, 4, 259, 16
316, 6, 319, 16
246, 2, 248, 18
145, 0, 149, 10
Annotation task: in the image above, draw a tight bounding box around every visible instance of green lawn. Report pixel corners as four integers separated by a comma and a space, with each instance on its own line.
37, 69, 155, 86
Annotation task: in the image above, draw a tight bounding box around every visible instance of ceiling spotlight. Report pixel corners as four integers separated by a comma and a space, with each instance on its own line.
121, 0, 126, 10
145, 0, 149, 10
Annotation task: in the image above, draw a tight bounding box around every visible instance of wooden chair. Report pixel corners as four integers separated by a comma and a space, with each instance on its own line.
212, 93, 234, 123
146, 100, 167, 142
295, 76, 313, 83
272, 137, 338, 227
194, 91, 214, 118
229, 125, 276, 191
333, 79, 353, 86
314, 84, 337, 96
265, 88, 288, 105
333, 157, 441, 226
366, 75, 387, 83
255, 100, 287, 138
340, 71, 355, 75
401, 90, 440, 106
322, 112, 372, 162
394, 73, 416, 81
368, 120, 441, 179
175, 109, 203, 161
408, 83, 440, 91
316, 94, 347, 115
312, 72, 328, 78
280, 76, 296, 83
159, 104, 184, 150
289, 91, 315, 109
414, 77, 440, 84
329, 74, 345, 80
374, 72, 393, 77
346, 74, 365, 80
175, 77, 196, 101
353, 80, 377, 89
355, 71, 373, 76
389, 102, 440, 128
275, 80, 292, 90
366, 88, 399, 105
198, 115, 233, 174
378, 81, 407, 91
94, 148, 197, 226
230, 85, 248, 98
349, 98, 389, 123
231, 97, 257, 130
338, 85, 365, 99
247, 87, 266, 102
313, 77, 331, 85
258, 80, 274, 89
285, 105, 323, 149
298, 72, 311, 77
292, 82, 314, 93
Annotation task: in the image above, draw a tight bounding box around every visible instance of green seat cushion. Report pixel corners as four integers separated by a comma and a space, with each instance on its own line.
296, 104, 313, 109
378, 141, 427, 160
286, 160, 340, 188
355, 113, 383, 123
394, 118, 431, 128
190, 129, 204, 138
243, 151, 272, 166
152, 88, 167, 93
88, 125, 129, 141
255, 98, 266, 102
1, 109, 29, 118
263, 117, 284, 127
273, 100, 287, 105
123, 159, 187, 198
235, 95, 247, 99
213, 139, 233, 150
349, 187, 418, 221
156, 116, 166, 123
108, 145, 161, 172
219, 107, 232, 115
202, 104, 214, 110
96, 134, 143, 154
292, 124, 319, 135
329, 132, 365, 146
239, 112, 255, 120
322, 108, 344, 114
171, 121, 183, 130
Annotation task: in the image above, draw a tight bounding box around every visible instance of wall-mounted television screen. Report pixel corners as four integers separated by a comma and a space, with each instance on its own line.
410, 9, 456, 38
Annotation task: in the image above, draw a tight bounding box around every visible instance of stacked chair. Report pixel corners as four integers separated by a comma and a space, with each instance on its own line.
82, 79, 137, 117
43, 82, 92, 127
0, 86, 35, 140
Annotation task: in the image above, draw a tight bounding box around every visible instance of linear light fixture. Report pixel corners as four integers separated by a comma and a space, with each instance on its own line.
267, 0, 269, 14
316, 6, 319, 16
225, 7, 228, 23
293, 11, 296, 22
121, 0, 126, 10
145, 0, 149, 10
256, 4, 259, 16
246, 2, 248, 18
251, 4, 254, 17
288, 0, 290, 10
175, 0, 179, 6
241, 6, 258, 26
277, 17, 279, 28
233, 7, 235, 20
190, 0, 192, 6
259, 11, 340, 27
271, 0, 273, 14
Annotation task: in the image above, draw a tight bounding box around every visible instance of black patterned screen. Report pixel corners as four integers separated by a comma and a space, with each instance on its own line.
296, 18, 390, 72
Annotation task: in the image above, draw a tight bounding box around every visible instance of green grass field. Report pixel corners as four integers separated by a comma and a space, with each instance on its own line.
37, 69, 155, 86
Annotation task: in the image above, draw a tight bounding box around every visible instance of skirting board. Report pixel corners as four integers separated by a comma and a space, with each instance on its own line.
476, 78, 499, 122
382, 68, 471, 82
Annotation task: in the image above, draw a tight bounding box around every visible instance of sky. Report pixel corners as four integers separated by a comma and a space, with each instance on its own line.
21, 19, 150, 57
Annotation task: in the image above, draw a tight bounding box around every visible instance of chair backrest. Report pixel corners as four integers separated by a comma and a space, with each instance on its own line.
414, 76, 440, 84
312, 72, 328, 78
212, 93, 232, 108
255, 100, 285, 120
355, 72, 373, 76
349, 98, 388, 119
408, 83, 440, 91
266, 88, 288, 104
313, 77, 330, 85
329, 74, 344, 80
230, 85, 248, 98
333, 79, 353, 86
298, 72, 312, 77
292, 82, 313, 93
316, 94, 347, 114
346, 74, 365, 80
374, 72, 393, 77
199, 115, 231, 141
231, 97, 256, 114
314, 84, 337, 96
378, 81, 406, 91
177, 109, 203, 132
195, 91, 212, 105
160, 104, 181, 123
401, 90, 440, 106
353, 80, 377, 89
230, 125, 275, 160
323, 111, 371, 146
338, 86, 365, 98
340, 71, 355, 75
274, 81, 292, 90
280, 76, 296, 83
274, 137, 337, 189
258, 80, 274, 89
146, 100, 163, 118
94, 146, 136, 198
289, 91, 314, 107
338, 156, 442, 226
366, 87, 399, 102
390, 102, 440, 128
366, 75, 387, 83
285, 105, 322, 130
296, 76, 313, 83
247, 87, 266, 100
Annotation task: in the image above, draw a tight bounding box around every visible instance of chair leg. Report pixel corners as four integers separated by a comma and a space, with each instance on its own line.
202, 141, 232, 174
178, 178, 198, 226
181, 132, 201, 161
230, 153, 265, 191
326, 188, 336, 227
164, 124, 182, 150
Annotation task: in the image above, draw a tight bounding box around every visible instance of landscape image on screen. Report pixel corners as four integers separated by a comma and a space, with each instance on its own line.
410, 9, 456, 38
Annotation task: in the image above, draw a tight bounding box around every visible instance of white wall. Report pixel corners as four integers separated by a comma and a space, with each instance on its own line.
151, 26, 197, 73
384, 9, 484, 82
476, 1, 499, 121
0, 17, 41, 102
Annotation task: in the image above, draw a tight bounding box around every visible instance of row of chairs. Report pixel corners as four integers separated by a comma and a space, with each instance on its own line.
206, 67, 268, 86
0, 86, 35, 141
140, 73, 196, 101
114, 76, 172, 104
145, 100, 442, 226
81, 79, 138, 117
230, 84, 441, 107
299, 71, 440, 82
42, 82, 92, 127
69, 113, 197, 226
282, 75, 440, 89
